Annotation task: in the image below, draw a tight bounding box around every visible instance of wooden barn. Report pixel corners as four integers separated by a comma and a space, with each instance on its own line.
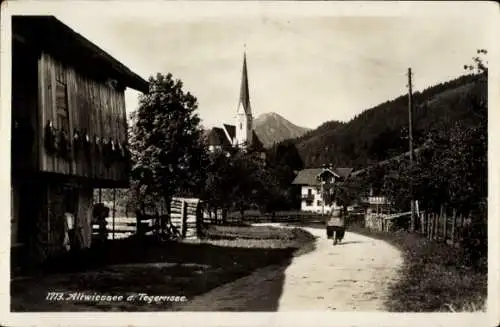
11, 16, 148, 266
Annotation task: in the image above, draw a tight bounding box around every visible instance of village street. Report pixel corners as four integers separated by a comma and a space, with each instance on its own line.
172, 225, 403, 311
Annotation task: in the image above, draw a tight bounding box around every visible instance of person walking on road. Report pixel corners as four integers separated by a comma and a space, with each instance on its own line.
326, 208, 346, 245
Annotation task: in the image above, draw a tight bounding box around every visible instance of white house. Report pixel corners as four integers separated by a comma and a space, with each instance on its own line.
292, 167, 353, 214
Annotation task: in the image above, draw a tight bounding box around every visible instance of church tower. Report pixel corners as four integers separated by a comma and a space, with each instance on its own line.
235, 51, 253, 148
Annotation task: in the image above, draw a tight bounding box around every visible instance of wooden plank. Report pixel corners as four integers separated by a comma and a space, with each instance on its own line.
429, 213, 433, 240
434, 213, 438, 240
442, 206, 447, 242
37, 52, 47, 172
103, 83, 111, 181
66, 67, 76, 175
80, 75, 87, 178
88, 76, 95, 179
108, 225, 136, 232
427, 212, 431, 239
94, 83, 100, 180
110, 88, 118, 180
105, 217, 137, 224
48, 56, 60, 175
103, 84, 110, 181
181, 200, 186, 238
44, 53, 55, 173
93, 81, 101, 180
88, 79, 95, 179
61, 61, 73, 175
67, 67, 78, 176
107, 85, 113, 181
451, 208, 457, 244
112, 87, 119, 182
73, 71, 80, 177
118, 92, 127, 181
77, 74, 84, 177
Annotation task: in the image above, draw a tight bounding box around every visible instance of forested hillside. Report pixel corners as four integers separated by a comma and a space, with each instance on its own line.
290, 73, 482, 169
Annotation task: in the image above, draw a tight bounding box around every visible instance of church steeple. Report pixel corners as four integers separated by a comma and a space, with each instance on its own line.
235, 49, 253, 148
238, 51, 251, 115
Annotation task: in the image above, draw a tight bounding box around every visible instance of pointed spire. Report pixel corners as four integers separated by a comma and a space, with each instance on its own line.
239, 50, 251, 115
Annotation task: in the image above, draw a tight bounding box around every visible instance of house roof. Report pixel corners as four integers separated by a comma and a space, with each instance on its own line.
206, 127, 232, 147
12, 15, 149, 93
334, 167, 354, 179
292, 168, 323, 185
292, 167, 352, 186
223, 124, 236, 140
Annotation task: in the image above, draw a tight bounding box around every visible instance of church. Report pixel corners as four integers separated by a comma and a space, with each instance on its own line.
205, 52, 264, 153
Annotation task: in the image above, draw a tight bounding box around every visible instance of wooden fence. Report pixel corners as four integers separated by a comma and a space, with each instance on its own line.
201, 209, 327, 225
171, 197, 201, 239
91, 216, 153, 240
92, 197, 202, 241
416, 207, 475, 247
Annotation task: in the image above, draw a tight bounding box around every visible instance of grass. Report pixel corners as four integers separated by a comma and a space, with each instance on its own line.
11, 224, 315, 312
346, 225, 487, 312
198, 225, 316, 256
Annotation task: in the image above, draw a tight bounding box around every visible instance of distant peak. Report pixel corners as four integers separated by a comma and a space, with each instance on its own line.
257, 112, 282, 119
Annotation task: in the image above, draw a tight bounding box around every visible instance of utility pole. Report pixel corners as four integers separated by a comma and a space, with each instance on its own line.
407, 68, 416, 232
320, 165, 325, 216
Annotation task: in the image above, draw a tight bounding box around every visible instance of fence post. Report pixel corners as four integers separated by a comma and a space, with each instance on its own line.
425, 212, 429, 239
181, 200, 186, 239
424, 211, 428, 235
430, 212, 434, 240
451, 208, 456, 246
442, 205, 447, 243
434, 213, 441, 240
431, 212, 436, 240
427, 213, 431, 240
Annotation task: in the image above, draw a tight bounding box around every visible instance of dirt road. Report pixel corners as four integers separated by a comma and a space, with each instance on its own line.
172, 225, 403, 311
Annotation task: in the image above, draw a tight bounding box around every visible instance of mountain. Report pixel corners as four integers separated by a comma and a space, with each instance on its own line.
253, 112, 310, 148
285, 73, 485, 169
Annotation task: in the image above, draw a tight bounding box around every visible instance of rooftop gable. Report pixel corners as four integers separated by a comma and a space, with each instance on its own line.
206, 127, 232, 147
223, 124, 236, 141
292, 167, 353, 186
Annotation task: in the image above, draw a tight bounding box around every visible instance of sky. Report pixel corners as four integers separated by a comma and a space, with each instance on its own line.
4, 1, 495, 130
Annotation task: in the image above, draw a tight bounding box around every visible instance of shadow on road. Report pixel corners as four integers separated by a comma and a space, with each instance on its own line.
337, 241, 365, 245
11, 234, 315, 312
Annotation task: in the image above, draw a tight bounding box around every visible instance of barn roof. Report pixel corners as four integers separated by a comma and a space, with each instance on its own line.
223, 124, 236, 140
206, 127, 232, 147
292, 167, 352, 186
12, 15, 149, 93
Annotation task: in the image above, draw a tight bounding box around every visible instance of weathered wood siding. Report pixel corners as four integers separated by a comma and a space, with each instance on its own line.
38, 52, 129, 185
11, 40, 39, 174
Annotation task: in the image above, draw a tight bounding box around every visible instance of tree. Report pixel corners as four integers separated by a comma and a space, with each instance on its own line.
200, 149, 229, 222
129, 73, 207, 228
230, 150, 266, 218
265, 140, 304, 210
379, 49, 487, 245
